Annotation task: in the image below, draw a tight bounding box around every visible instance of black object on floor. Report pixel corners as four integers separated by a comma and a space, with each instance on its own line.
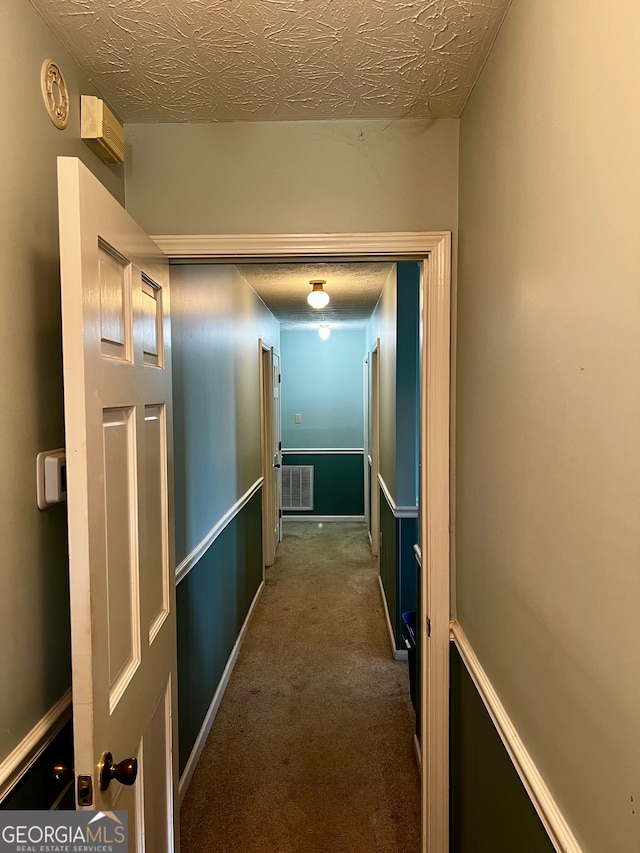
402, 610, 417, 710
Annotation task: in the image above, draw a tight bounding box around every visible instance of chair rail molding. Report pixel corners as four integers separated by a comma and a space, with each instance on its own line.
176, 478, 263, 584
0, 689, 72, 802
450, 621, 583, 853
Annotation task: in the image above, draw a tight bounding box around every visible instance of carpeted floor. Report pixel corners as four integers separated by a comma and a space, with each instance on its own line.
180, 521, 420, 853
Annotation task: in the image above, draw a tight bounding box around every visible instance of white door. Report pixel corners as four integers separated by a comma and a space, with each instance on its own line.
272, 353, 282, 546
58, 157, 178, 853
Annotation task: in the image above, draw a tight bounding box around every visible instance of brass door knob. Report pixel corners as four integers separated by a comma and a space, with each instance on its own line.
99, 752, 138, 791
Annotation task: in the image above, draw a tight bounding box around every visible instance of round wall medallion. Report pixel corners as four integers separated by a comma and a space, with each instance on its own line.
41, 59, 69, 129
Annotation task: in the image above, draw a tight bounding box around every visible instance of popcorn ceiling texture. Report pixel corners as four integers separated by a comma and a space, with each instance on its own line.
236, 262, 393, 329
29, 0, 511, 122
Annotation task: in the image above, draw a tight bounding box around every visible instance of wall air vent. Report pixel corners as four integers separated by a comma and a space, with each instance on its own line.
81, 96, 125, 165
281, 466, 314, 511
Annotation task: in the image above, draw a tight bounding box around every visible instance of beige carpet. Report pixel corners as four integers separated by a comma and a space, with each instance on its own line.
180, 521, 420, 853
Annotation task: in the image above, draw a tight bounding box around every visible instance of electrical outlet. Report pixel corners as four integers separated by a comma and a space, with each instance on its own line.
295, 414, 302, 424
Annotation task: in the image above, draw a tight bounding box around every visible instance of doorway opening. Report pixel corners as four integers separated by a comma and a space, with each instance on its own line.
158, 231, 451, 852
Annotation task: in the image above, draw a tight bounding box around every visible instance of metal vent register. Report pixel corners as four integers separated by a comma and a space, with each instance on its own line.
281, 466, 314, 510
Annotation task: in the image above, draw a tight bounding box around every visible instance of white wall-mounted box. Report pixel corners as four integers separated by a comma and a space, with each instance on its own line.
81, 95, 125, 165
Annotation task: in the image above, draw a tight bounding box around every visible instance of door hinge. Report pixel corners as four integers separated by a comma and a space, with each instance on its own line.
426, 617, 431, 638
278, 373, 281, 383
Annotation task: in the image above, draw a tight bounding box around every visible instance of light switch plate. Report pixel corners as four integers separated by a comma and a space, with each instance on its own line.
36, 448, 67, 510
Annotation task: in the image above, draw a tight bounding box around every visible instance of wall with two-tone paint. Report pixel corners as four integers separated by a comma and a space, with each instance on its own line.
456, 1, 640, 850
0, 0, 124, 807
280, 328, 365, 518
170, 263, 279, 773
367, 262, 420, 651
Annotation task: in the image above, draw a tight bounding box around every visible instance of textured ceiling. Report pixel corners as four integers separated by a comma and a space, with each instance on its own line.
236, 262, 393, 329
29, 0, 511, 122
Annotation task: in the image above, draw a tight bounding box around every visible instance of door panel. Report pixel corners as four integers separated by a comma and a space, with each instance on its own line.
58, 157, 178, 852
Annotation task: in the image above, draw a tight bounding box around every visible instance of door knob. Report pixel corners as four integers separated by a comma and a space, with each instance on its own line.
99, 752, 138, 791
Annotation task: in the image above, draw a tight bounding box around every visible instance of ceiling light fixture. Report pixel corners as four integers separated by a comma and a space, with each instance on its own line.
307, 279, 330, 309
318, 323, 331, 341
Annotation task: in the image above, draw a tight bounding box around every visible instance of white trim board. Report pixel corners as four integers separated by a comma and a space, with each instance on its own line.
450, 621, 583, 853
153, 231, 452, 260
282, 448, 364, 455
378, 474, 419, 519
0, 689, 72, 802
179, 581, 265, 803
282, 448, 364, 454
377, 575, 407, 661
175, 478, 263, 584
419, 233, 452, 852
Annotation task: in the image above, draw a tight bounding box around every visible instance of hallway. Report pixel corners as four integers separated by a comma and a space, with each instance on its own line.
180, 521, 420, 853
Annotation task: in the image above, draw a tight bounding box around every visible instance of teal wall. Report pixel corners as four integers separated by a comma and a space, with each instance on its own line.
367, 263, 420, 506
281, 328, 365, 517
369, 263, 420, 694
177, 493, 263, 773
283, 453, 364, 517
379, 486, 418, 650
450, 645, 555, 853
395, 263, 420, 507
171, 263, 278, 773
281, 328, 365, 449
171, 264, 279, 561
379, 495, 398, 636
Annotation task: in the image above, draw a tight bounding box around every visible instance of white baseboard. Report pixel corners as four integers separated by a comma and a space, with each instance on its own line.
178, 580, 265, 803
377, 575, 407, 661
0, 689, 72, 802
450, 621, 583, 853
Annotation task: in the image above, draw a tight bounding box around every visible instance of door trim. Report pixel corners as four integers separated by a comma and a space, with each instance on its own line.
153, 231, 451, 853
259, 341, 276, 568
153, 231, 450, 260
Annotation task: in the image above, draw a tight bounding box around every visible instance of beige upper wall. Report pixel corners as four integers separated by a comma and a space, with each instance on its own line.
0, 0, 124, 765
458, 2, 640, 851
124, 119, 459, 235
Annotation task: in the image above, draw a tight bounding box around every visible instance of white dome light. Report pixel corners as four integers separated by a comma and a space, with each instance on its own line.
307, 279, 330, 309
318, 324, 331, 341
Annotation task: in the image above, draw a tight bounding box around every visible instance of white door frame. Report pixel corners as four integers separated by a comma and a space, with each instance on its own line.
259, 341, 276, 568
154, 231, 451, 853
370, 340, 381, 558
362, 353, 370, 530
